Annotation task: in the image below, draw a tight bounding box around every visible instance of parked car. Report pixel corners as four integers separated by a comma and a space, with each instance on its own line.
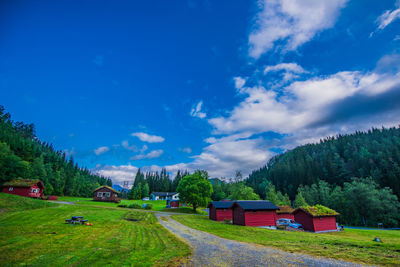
277, 218, 303, 229
142, 197, 149, 201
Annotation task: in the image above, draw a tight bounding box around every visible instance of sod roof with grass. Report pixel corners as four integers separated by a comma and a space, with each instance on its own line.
93, 185, 119, 194
277, 205, 294, 214
297, 205, 339, 217
3, 179, 44, 188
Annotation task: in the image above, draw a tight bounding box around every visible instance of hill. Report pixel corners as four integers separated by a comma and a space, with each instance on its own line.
0, 193, 57, 212
247, 127, 400, 199
0, 106, 111, 197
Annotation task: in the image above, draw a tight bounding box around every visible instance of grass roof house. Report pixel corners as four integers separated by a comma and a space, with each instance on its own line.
293, 205, 339, 232
2, 179, 44, 199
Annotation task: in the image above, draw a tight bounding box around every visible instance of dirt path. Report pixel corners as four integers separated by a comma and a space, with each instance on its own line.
155, 214, 364, 267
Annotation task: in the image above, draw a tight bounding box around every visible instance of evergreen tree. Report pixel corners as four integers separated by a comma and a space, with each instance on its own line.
294, 191, 308, 208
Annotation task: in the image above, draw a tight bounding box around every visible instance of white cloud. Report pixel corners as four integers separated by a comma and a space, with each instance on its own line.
233, 77, 247, 90
209, 67, 400, 136
165, 136, 275, 178
130, 149, 164, 160
249, 0, 348, 58
94, 146, 110, 155
179, 147, 192, 153
131, 132, 165, 143
95, 164, 138, 185
121, 140, 137, 151
190, 101, 207, 119
264, 62, 308, 82
376, 2, 400, 31
264, 63, 306, 74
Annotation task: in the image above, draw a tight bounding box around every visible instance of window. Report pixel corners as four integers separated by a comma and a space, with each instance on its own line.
31, 188, 39, 193
9, 187, 13, 191
105, 192, 110, 198
97, 192, 103, 197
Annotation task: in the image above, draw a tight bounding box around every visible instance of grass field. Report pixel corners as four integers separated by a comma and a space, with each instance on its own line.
57, 196, 167, 210
57, 197, 207, 214
0, 193, 190, 266
0, 193, 57, 212
172, 214, 400, 266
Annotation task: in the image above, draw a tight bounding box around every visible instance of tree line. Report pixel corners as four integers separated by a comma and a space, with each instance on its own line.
127, 169, 189, 199
0, 106, 111, 197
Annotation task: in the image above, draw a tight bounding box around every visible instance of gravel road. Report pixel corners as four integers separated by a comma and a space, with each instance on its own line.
155, 214, 365, 267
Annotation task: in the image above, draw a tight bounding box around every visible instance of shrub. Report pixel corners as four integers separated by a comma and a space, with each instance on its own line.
144, 204, 152, 210
128, 203, 142, 209
117, 204, 127, 208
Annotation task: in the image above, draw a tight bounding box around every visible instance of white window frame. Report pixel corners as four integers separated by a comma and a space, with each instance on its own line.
9, 187, 13, 191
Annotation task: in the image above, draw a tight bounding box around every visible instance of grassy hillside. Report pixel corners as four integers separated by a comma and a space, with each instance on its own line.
0, 193, 57, 212
0, 194, 190, 266
172, 215, 400, 266
57, 196, 167, 210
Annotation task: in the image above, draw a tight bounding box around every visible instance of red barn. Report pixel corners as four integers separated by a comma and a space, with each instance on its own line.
207, 201, 234, 221
293, 206, 339, 232
231, 201, 279, 227
276, 205, 295, 220
2, 179, 44, 198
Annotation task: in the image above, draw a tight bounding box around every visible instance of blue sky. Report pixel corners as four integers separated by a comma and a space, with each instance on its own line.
1, 0, 399, 185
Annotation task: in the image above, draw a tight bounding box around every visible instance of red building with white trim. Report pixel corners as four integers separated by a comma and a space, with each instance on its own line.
2, 179, 44, 198
293, 206, 339, 232
208, 201, 234, 221
231, 201, 279, 227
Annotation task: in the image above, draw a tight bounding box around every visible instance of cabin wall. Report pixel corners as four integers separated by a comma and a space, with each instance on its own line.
2, 186, 43, 198
244, 210, 277, 227
277, 213, 294, 220
232, 206, 245, 226
215, 208, 232, 221
294, 211, 315, 231
313, 216, 337, 232
93, 187, 120, 202
209, 206, 217, 220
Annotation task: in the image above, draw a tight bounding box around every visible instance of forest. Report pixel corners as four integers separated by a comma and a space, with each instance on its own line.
0, 106, 111, 197
243, 127, 400, 227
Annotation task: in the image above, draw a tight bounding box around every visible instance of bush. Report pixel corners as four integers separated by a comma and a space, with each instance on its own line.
128, 203, 142, 209
144, 204, 152, 210
117, 204, 127, 208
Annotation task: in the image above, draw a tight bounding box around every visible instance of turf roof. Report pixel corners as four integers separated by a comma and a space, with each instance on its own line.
297, 205, 339, 217
277, 205, 294, 214
93, 185, 119, 194
3, 179, 44, 188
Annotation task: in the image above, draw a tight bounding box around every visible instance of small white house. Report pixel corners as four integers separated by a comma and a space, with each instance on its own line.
150, 192, 179, 201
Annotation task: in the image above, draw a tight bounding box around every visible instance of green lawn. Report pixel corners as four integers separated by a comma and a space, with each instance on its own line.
0, 193, 57, 212
0, 193, 190, 266
162, 207, 207, 215
172, 214, 400, 266
57, 196, 167, 211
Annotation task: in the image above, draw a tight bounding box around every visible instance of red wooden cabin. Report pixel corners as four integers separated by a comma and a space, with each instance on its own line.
93, 186, 121, 203
276, 205, 295, 220
207, 201, 234, 221
2, 179, 44, 198
231, 201, 279, 227
293, 206, 339, 232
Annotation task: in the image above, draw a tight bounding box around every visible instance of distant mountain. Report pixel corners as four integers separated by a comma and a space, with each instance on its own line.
246, 126, 400, 199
